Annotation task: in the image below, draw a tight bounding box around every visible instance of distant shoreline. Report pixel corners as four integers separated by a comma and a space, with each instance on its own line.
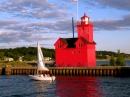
96, 59, 109, 61
96, 59, 130, 61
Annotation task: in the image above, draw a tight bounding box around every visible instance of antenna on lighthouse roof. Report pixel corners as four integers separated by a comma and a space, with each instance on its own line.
72, 17, 74, 38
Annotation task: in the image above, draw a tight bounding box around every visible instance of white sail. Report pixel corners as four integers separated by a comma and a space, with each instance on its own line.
28, 40, 55, 81
37, 40, 49, 74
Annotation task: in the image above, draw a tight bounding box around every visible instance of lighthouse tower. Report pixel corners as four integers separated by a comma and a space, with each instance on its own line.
76, 13, 96, 66
54, 13, 96, 67
77, 13, 93, 42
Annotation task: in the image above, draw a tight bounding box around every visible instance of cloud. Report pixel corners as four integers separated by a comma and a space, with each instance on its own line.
39, 36, 55, 40
28, 18, 73, 33
97, 0, 130, 11
0, 0, 71, 19
0, 28, 56, 43
85, 0, 130, 11
0, 20, 19, 28
0, 19, 71, 43
0, 31, 19, 43
93, 14, 130, 30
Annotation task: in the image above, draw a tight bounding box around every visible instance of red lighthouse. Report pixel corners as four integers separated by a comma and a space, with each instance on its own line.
54, 13, 96, 67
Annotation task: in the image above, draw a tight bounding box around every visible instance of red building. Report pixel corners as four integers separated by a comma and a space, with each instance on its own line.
54, 13, 96, 67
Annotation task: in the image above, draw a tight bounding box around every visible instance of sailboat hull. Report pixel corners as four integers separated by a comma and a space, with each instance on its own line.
28, 75, 56, 81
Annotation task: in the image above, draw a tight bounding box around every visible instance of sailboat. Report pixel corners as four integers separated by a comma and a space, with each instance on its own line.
28, 40, 56, 81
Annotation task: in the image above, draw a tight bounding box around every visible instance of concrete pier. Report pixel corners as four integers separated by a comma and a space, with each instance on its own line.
1, 66, 130, 77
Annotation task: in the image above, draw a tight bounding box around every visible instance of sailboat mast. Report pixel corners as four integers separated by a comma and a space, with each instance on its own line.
36, 39, 39, 74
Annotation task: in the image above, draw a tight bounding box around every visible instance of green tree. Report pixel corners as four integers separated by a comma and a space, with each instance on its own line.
110, 55, 116, 66
116, 50, 125, 66
13, 55, 19, 61
0, 52, 4, 60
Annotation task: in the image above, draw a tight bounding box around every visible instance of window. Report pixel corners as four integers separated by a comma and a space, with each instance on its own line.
58, 43, 63, 48
79, 42, 84, 47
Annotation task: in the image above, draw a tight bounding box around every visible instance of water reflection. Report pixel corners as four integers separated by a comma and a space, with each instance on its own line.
1, 76, 130, 97
33, 81, 55, 97
56, 76, 105, 97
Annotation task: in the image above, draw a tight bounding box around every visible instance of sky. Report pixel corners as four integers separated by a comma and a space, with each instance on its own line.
0, 0, 130, 54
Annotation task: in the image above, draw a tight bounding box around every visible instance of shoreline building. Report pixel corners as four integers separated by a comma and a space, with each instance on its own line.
54, 13, 96, 67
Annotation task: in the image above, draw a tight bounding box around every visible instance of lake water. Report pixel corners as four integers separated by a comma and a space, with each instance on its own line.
0, 75, 130, 97
96, 60, 130, 66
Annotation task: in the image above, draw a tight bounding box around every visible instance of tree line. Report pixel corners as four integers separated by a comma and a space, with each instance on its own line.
96, 50, 130, 59
0, 47, 130, 62
0, 47, 55, 61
